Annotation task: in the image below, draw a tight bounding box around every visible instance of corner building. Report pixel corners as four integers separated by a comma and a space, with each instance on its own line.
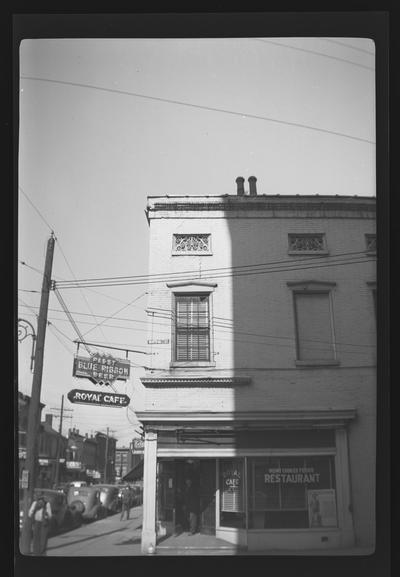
137, 179, 376, 554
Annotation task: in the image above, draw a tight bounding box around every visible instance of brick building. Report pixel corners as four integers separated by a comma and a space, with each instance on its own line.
136, 178, 376, 553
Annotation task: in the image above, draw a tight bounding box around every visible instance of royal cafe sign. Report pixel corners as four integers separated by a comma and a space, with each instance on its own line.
70, 352, 131, 409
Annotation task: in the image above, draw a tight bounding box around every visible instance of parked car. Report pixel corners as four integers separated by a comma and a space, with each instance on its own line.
67, 485, 107, 522
96, 484, 121, 515
20, 489, 82, 535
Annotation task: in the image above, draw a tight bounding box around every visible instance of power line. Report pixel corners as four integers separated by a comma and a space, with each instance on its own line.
20, 259, 145, 309
254, 38, 375, 70
54, 237, 114, 349
80, 292, 147, 339
53, 288, 91, 354
53, 249, 374, 288
20, 75, 375, 145
54, 255, 376, 289
20, 308, 375, 355
19, 186, 54, 233
318, 38, 375, 55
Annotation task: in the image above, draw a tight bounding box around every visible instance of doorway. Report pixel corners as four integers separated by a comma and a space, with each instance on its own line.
157, 458, 216, 538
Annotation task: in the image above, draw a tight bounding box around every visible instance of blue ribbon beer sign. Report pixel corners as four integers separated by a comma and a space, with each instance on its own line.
73, 352, 130, 386
67, 388, 130, 408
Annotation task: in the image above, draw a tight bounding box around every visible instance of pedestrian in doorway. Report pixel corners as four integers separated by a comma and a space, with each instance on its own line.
120, 486, 131, 521
28, 492, 52, 555
183, 478, 199, 535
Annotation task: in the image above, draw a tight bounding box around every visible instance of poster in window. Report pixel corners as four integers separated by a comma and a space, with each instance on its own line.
307, 489, 337, 527
221, 461, 243, 512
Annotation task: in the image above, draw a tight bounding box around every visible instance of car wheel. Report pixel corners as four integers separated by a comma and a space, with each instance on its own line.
70, 500, 85, 514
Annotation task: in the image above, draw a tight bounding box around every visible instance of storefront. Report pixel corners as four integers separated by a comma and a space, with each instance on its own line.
138, 411, 356, 553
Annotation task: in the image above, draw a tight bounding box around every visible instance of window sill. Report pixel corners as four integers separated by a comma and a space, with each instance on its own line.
170, 361, 216, 368
171, 252, 213, 256
295, 360, 340, 367
287, 251, 329, 256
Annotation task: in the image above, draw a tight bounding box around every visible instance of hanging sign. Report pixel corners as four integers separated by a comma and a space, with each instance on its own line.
73, 352, 130, 386
68, 388, 131, 408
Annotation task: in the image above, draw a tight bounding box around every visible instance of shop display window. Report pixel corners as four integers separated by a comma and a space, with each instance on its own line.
247, 455, 337, 529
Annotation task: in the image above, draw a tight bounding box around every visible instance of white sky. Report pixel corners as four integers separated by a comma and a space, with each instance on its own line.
18, 37, 376, 447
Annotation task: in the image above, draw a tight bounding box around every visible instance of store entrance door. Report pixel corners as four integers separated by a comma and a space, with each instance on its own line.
198, 459, 216, 534
157, 459, 216, 537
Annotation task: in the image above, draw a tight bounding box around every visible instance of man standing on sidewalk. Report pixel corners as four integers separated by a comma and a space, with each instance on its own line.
28, 492, 53, 555
120, 486, 131, 521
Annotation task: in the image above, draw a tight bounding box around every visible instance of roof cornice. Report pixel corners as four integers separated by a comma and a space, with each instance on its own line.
135, 408, 357, 428
140, 375, 251, 387
146, 195, 376, 218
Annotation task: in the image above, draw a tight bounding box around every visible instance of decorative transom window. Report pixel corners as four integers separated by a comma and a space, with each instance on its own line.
172, 234, 211, 255
288, 234, 327, 253
365, 234, 376, 252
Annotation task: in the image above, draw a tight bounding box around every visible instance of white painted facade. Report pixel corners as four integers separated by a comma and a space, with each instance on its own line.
138, 189, 376, 554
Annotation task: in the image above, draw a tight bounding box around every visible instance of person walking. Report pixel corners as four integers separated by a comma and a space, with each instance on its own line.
120, 486, 131, 521
183, 478, 199, 535
28, 492, 52, 555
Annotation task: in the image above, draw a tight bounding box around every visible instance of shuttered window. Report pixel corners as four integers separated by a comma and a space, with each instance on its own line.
175, 294, 210, 361
294, 292, 335, 360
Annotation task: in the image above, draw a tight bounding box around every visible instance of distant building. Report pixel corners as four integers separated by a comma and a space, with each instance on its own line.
114, 446, 132, 480
95, 431, 117, 484
137, 178, 376, 554
18, 392, 45, 487
37, 413, 68, 488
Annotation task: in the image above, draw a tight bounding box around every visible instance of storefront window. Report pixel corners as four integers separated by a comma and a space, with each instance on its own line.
219, 459, 245, 528
247, 456, 337, 529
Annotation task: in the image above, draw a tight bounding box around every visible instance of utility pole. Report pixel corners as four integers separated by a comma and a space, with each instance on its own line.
102, 428, 116, 483
52, 394, 73, 488
104, 428, 109, 483
20, 233, 55, 555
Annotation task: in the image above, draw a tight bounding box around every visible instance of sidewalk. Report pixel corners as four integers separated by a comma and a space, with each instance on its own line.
46, 505, 375, 557
47, 506, 143, 556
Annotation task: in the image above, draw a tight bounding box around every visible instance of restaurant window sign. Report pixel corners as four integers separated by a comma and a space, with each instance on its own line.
247, 456, 336, 529
220, 459, 246, 529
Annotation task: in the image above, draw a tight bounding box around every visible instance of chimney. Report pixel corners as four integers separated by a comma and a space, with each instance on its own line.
248, 176, 257, 196
45, 414, 53, 427
236, 176, 245, 196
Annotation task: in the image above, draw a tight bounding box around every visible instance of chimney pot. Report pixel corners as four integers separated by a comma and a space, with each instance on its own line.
235, 176, 245, 196
248, 176, 257, 196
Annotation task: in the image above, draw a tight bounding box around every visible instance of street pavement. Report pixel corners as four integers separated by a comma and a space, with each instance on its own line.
46, 505, 375, 557
46, 505, 143, 556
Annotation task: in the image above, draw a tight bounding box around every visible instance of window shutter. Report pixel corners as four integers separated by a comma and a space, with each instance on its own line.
295, 293, 334, 360
175, 294, 210, 361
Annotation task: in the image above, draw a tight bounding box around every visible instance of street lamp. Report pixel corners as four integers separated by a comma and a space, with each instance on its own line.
18, 318, 36, 372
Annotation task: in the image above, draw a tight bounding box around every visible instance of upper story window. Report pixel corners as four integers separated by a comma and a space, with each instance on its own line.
288, 234, 328, 255
287, 281, 339, 366
172, 233, 212, 255
365, 234, 376, 253
167, 281, 217, 367
175, 294, 210, 361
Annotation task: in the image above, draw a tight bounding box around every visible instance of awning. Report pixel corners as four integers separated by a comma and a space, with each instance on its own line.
122, 459, 144, 482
